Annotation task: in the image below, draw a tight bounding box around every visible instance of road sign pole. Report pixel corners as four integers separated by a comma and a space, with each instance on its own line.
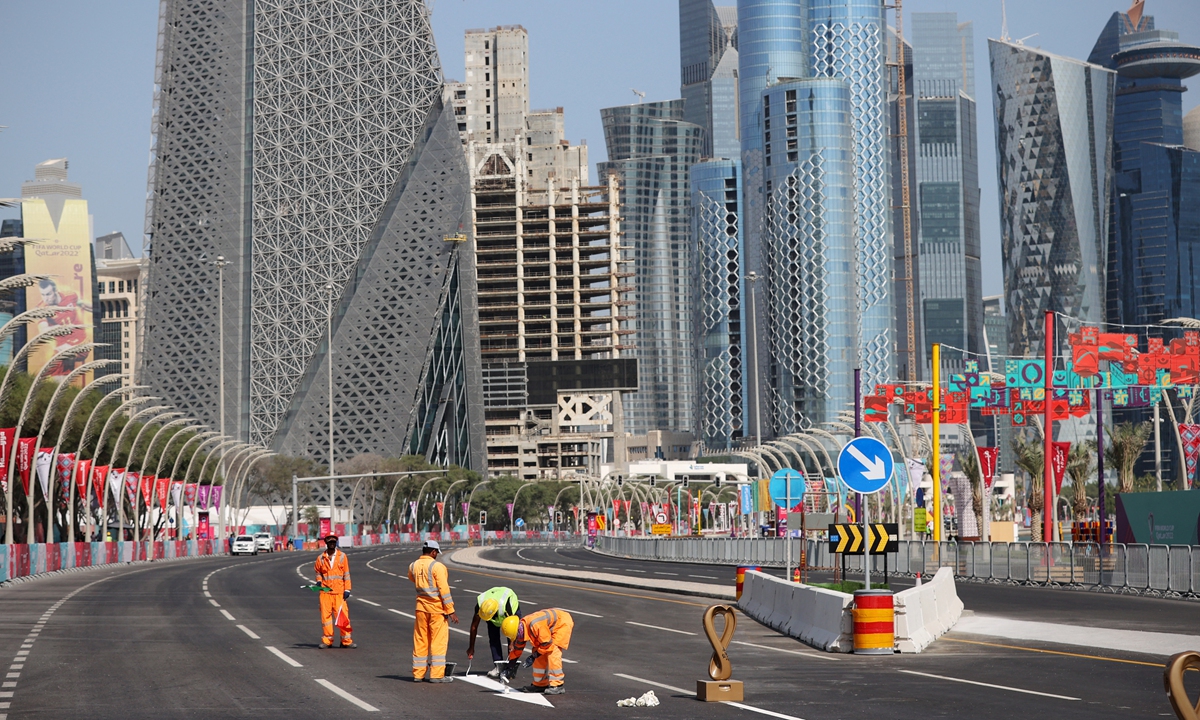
785, 479, 792, 582
864, 496, 870, 590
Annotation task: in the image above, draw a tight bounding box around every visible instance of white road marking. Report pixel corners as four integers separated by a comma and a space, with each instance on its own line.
208, 598, 221, 607
220, 609, 236, 621
2, 683, 13, 688
265, 646, 303, 668
237, 625, 261, 639
557, 608, 603, 618
5, 674, 16, 679
897, 670, 1080, 701
457, 675, 555, 707
562, 658, 578, 664
626, 569, 646, 573
732, 640, 839, 661
653, 571, 678, 576
626, 621, 696, 636
203, 591, 211, 598
689, 574, 718, 579
315, 679, 379, 712
357, 598, 381, 607
389, 609, 416, 619
614, 673, 808, 720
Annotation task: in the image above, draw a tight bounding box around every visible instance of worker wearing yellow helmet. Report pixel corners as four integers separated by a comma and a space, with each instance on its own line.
466, 586, 520, 679
500, 609, 574, 695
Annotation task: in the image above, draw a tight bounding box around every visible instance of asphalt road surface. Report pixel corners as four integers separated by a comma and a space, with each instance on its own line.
0, 544, 1188, 718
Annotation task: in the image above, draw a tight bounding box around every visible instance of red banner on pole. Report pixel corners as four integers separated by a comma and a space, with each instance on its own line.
141, 475, 154, 507
155, 477, 170, 511
0, 428, 14, 493
1179, 424, 1200, 489
76, 457, 92, 504
93, 465, 109, 509
976, 447, 999, 489
1051, 441, 1071, 495
435, 501, 445, 524
16, 437, 36, 496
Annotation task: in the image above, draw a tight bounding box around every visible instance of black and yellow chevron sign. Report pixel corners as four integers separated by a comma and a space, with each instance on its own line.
827, 523, 898, 555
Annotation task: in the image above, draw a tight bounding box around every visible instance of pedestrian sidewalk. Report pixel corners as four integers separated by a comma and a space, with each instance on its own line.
953, 614, 1200, 657
448, 547, 735, 601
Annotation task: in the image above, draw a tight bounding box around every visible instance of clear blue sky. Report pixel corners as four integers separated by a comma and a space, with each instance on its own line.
1, 0, 1196, 298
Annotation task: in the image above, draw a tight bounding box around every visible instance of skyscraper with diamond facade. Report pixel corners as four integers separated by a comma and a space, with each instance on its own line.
141, 0, 485, 470
988, 38, 1115, 357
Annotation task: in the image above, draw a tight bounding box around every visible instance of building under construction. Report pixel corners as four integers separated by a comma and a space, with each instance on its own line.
469, 142, 636, 479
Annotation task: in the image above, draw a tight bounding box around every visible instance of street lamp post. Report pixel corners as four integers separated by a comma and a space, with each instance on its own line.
134, 416, 193, 541
747, 271, 763, 444
209, 255, 231, 487
51, 372, 127, 542
147, 423, 205, 539
103, 405, 172, 541
326, 282, 336, 529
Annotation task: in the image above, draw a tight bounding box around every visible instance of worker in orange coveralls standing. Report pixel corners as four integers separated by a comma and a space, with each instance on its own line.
408, 540, 458, 681
315, 534, 355, 648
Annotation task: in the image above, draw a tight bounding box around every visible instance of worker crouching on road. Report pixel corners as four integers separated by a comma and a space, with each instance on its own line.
315, 534, 355, 648
408, 540, 459, 682
466, 586, 520, 679
502, 609, 574, 695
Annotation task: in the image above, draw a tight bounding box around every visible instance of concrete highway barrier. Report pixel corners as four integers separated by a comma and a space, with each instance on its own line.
892, 567, 963, 652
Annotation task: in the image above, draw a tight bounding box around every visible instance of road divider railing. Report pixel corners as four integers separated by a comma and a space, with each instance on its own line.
594, 536, 1200, 598
0, 539, 221, 583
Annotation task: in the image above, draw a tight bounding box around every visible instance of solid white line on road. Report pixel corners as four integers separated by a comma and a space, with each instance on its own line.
732, 640, 839, 661
220, 610, 236, 621
357, 598, 381, 607
208, 598, 221, 607
265, 646, 303, 668
613, 673, 808, 720
689, 574, 718, 579
315, 679, 379, 712
626, 621, 696, 636
557, 608, 603, 618
897, 670, 1080, 701
389, 609, 415, 619
237, 625, 261, 639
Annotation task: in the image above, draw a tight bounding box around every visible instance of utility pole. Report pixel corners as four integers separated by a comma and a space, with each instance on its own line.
326, 282, 335, 531
748, 271, 763, 443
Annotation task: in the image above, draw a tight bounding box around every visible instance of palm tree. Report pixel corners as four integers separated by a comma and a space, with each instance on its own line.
1105, 421, 1152, 494
1013, 435, 1044, 542
959, 449, 984, 538
1066, 441, 1096, 522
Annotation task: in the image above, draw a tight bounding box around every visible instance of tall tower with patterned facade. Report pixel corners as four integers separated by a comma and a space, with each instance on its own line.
141, 0, 485, 470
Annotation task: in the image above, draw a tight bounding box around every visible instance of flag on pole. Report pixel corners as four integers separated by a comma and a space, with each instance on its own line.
1051, 442, 1071, 495
0, 428, 15, 493
35, 447, 53, 501
197, 484, 211, 510
108, 468, 125, 507
75, 457, 92, 505
93, 465, 109, 509
210, 485, 223, 512
976, 447, 1000, 489
141, 475, 155, 507
155, 477, 170, 512
17, 437, 36, 496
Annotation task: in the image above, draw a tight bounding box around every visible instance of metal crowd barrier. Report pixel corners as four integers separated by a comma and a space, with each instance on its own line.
592, 536, 1200, 598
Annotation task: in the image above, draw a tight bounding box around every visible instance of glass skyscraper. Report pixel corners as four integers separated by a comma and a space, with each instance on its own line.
911, 13, 983, 373
989, 39, 1115, 356
680, 1, 741, 159
761, 79, 857, 432
1088, 7, 1200, 328
599, 101, 703, 435
142, 0, 485, 469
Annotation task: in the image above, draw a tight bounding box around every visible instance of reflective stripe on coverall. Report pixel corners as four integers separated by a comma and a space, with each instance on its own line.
508, 609, 574, 687
315, 549, 352, 646
408, 555, 455, 679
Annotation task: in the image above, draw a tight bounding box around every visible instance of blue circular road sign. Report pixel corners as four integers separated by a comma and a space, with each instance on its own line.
769, 468, 805, 509
837, 436, 894, 495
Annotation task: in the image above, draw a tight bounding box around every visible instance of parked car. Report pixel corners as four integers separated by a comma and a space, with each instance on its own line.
231, 535, 257, 556
254, 532, 273, 553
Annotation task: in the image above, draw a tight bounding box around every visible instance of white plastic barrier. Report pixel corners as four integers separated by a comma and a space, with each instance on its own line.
737, 570, 853, 652
893, 567, 963, 653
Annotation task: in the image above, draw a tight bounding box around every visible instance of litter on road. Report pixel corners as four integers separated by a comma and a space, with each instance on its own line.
616, 690, 660, 707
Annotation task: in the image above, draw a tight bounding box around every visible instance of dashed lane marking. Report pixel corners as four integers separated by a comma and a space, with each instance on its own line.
557, 608, 603, 618
613, 673, 807, 720
315, 679, 379, 712
208, 598, 221, 607
265, 646, 303, 668
389, 609, 416, 619
897, 670, 1080, 701
220, 609, 236, 621
626, 621, 696, 636
357, 598, 381, 607
689, 574, 718, 580
732, 640, 839, 661
653, 572, 678, 576
237, 625, 261, 640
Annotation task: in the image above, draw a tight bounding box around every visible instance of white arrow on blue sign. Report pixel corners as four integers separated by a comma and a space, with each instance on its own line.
836, 436, 894, 495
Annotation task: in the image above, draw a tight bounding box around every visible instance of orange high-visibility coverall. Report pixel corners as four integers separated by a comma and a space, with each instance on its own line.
508, 609, 574, 688
408, 554, 455, 679
315, 548, 352, 646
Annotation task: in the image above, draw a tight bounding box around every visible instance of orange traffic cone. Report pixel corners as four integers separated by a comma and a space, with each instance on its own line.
792, 567, 801, 583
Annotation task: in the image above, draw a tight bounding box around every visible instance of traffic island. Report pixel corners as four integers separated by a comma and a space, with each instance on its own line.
736, 567, 963, 653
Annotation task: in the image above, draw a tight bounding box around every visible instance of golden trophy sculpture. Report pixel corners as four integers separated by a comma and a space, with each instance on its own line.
697, 604, 744, 702
1165, 651, 1200, 719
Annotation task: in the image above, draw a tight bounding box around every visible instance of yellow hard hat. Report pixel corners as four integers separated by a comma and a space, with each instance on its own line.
501, 615, 521, 641
479, 598, 500, 622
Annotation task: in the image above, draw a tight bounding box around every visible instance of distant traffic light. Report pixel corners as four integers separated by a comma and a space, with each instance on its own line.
479, 510, 487, 526
616, 475, 624, 487
714, 473, 723, 488
682, 475, 690, 489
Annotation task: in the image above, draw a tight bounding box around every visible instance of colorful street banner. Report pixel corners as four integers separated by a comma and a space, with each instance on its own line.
17, 437, 36, 496
1051, 442, 1071, 495
35, 448, 53, 501
155, 477, 170, 512
108, 468, 124, 507
409, 501, 417, 522
976, 447, 999, 489
93, 465, 109, 508
1180, 424, 1200, 488
75, 457, 91, 505
141, 475, 154, 507
506, 503, 514, 518
56, 452, 76, 505
20, 190, 95, 385
906, 458, 926, 497
436, 502, 445, 523
209, 484, 221, 513
184, 483, 198, 506
170, 481, 183, 508
0, 428, 14, 492
125, 472, 140, 506
462, 502, 469, 517
197, 484, 211, 511
740, 484, 752, 515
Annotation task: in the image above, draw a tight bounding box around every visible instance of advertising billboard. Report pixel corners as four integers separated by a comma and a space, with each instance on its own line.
20, 197, 94, 384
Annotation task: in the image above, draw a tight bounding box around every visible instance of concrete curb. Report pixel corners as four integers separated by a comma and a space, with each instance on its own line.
447, 546, 736, 601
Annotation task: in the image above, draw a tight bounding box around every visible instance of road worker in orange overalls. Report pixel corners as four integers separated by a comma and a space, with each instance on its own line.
501, 608, 574, 695
315, 534, 355, 648
408, 540, 458, 682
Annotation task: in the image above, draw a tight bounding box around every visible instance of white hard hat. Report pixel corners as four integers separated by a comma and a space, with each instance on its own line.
424, 540, 441, 551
